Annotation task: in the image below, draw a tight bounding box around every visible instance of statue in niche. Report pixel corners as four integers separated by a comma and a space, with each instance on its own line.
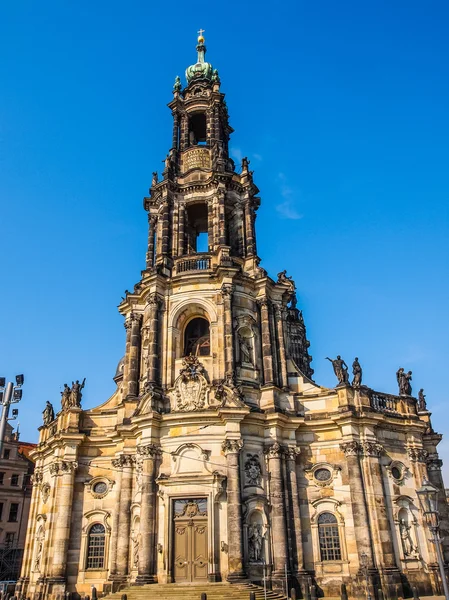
326, 356, 349, 385
244, 455, 262, 487
418, 389, 427, 411
352, 357, 362, 388
132, 533, 140, 568
239, 333, 253, 366
42, 401, 55, 426
399, 519, 417, 557
248, 524, 263, 562
34, 541, 43, 572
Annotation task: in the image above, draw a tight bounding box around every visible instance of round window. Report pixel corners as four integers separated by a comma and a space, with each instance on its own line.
391, 466, 402, 481
314, 468, 332, 482
93, 481, 108, 495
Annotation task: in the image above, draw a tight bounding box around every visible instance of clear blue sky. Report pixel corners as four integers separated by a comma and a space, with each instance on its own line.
1, 2, 448, 474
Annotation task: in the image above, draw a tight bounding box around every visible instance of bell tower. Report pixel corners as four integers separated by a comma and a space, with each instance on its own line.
118, 31, 313, 412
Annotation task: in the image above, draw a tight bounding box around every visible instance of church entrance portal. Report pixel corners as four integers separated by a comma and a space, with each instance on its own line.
173, 498, 208, 583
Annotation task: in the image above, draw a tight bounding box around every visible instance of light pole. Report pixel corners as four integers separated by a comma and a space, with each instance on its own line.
360, 551, 372, 600
417, 478, 449, 600
0, 375, 24, 456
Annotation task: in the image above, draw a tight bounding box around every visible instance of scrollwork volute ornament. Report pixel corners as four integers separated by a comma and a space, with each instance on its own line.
360, 442, 384, 457
32, 470, 44, 486
407, 448, 428, 463
284, 446, 301, 461
264, 442, 283, 458
137, 444, 162, 458
146, 293, 162, 309
340, 441, 362, 456
49, 460, 78, 477
221, 439, 243, 455
111, 454, 136, 469
174, 355, 208, 412
124, 312, 142, 330
40, 482, 50, 504
221, 284, 234, 299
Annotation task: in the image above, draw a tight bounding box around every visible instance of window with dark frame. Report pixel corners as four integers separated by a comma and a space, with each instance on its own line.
11, 474, 19, 486
318, 512, 342, 561
4, 532, 14, 547
0, 502, 3, 521
86, 523, 106, 569
3, 449, 10, 459
0, 473, 4, 485
8, 503, 19, 522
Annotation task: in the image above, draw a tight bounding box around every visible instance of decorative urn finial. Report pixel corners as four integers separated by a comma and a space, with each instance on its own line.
185, 29, 214, 84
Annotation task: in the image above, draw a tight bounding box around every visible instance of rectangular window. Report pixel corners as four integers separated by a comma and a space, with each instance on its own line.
0, 503, 3, 521
11, 474, 19, 486
318, 523, 342, 561
0, 473, 4, 485
3, 449, 10, 459
4, 532, 14, 547
8, 503, 19, 522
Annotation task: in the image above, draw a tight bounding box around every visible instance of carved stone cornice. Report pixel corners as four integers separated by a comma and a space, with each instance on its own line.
111, 454, 136, 469
49, 460, 78, 477
256, 298, 270, 309
407, 448, 428, 463
360, 442, 384, 457
137, 444, 162, 458
340, 441, 362, 456
264, 442, 283, 459
221, 439, 243, 455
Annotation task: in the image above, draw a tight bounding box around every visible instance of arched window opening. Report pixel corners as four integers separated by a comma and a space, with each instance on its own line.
189, 113, 207, 146
184, 318, 210, 356
318, 513, 341, 561
186, 203, 209, 254
86, 523, 106, 569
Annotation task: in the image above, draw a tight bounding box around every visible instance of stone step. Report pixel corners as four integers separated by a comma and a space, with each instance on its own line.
105, 583, 286, 600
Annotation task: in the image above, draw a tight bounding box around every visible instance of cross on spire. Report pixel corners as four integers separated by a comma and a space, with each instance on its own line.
197, 28, 205, 38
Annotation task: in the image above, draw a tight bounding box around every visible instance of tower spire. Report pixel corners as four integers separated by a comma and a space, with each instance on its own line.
186, 29, 213, 83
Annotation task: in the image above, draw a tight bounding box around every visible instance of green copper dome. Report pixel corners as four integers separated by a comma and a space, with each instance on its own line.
185, 32, 213, 84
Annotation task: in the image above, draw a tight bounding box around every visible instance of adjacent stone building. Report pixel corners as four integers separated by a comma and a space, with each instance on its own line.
0, 424, 35, 582
18, 34, 448, 600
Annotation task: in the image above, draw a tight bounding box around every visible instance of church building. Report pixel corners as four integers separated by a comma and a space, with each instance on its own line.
17, 34, 448, 600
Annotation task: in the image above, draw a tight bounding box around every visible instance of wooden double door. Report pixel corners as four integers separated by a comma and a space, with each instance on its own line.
173, 498, 208, 583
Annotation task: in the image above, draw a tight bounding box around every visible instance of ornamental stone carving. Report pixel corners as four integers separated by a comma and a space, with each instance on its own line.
32, 470, 44, 486
40, 482, 50, 503
426, 453, 443, 471
221, 439, 243, 455
340, 441, 361, 456
407, 448, 428, 463
264, 442, 283, 458
284, 446, 301, 461
111, 454, 136, 469
124, 312, 142, 330
174, 355, 208, 412
137, 444, 162, 458
360, 442, 384, 457
50, 460, 78, 476
244, 454, 262, 487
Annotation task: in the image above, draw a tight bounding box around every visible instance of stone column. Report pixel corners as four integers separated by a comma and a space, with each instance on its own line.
178, 203, 186, 257
221, 285, 234, 376
108, 464, 123, 577
115, 455, 134, 577
273, 303, 288, 389
123, 312, 142, 399
49, 460, 77, 581
217, 190, 226, 246
146, 295, 161, 384
265, 443, 289, 587
340, 442, 375, 566
222, 440, 246, 581
244, 201, 255, 257
207, 199, 215, 251
161, 201, 170, 257
172, 111, 179, 150
284, 447, 304, 575
426, 450, 449, 561
146, 215, 157, 269
180, 114, 189, 151
171, 203, 179, 257
136, 444, 161, 584
257, 299, 274, 385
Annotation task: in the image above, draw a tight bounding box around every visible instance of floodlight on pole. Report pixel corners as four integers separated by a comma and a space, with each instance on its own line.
0, 375, 24, 456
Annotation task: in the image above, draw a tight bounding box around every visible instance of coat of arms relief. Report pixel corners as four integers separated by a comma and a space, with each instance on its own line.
174, 355, 208, 411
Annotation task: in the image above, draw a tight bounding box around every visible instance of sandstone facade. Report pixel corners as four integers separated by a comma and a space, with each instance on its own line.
18, 35, 448, 600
